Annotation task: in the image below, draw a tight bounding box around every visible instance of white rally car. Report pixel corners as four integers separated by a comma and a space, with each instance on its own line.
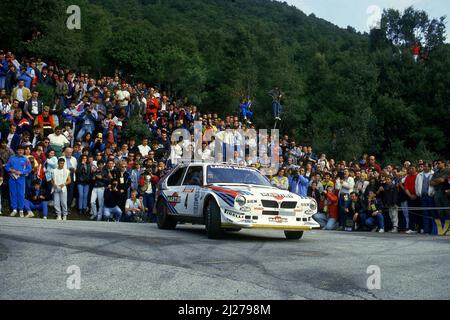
155, 163, 320, 239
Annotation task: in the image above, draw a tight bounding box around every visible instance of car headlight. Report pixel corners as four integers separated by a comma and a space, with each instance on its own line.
309, 201, 317, 211
235, 196, 246, 206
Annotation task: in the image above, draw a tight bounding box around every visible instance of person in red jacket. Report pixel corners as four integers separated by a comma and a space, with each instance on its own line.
145, 95, 159, 122
313, 185, 339, 230
364, 155, 381, 173
412, 41, 421, 62
403, 165, 421, 233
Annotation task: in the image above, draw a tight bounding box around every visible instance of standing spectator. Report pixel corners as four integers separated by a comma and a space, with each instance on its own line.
138, 137, 151, 157
34, 106, 55, 137
415, 162, 436, 234
116, 83, 130, 109
55, 74, 68, 108
239, 99, 253, 124
76, 105, 97, 141
396, 169, 410, 231
403, 166, 420, 234
139, 169, 159, 222
5, 145, 32, 217
381, 175, 399, 232
271, 168, 289, 190
76, 154, 92, 215
364, 155, 382, 173
288, 168, 309, 196
307, 181, 321, 202
7, 124, 21, 152
0, 51, 8, 90
90, 160, 107, 221
48, 126, 69, 157
335, 168, 355, 230
12, 108, 32, 136
430, 159, 450, 218
11, 80, 32, 110
5, 65, 17, 95
52, 158, 71, 220
24, 90, 43, 121
24, 180, 48, 219
61, 147, 77, 209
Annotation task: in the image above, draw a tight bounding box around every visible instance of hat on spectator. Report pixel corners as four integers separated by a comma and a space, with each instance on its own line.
43, 106, 50, 112
97, 133, 103, 138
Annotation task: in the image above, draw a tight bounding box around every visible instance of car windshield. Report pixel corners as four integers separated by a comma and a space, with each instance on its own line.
207, 165, 272, 187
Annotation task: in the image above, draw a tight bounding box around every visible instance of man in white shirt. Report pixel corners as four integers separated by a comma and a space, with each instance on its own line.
61, 147, 78, 209
115, 84, 130, 108
335, 168, 355, 230
415, 162, 435, 234
52, 158, 71, 220
48, 126, 70, 157
138, 138, 151, 157
125, 190, 145, 222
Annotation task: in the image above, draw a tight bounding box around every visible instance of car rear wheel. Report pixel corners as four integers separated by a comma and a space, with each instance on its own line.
284, 231, 304, 240
156, 200, 177, 230
205, 200, 223, 239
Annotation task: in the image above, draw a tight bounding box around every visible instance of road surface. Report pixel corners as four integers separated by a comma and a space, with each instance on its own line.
0, 216, 449, 299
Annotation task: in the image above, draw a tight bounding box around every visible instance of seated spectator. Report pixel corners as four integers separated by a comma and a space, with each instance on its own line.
24, 180, 48, 219
345, 192, 365, 231
124, 190, 145, 222
103, 180, 123, 222
313, 185, 338, 230
362, 190, 385, 233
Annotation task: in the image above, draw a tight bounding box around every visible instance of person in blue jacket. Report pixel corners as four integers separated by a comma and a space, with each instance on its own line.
5, 145, 32, 217
239, 99, 253, 124
288, 167, 309, 197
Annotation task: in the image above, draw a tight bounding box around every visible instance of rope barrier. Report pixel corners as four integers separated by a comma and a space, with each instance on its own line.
379, 206, 450, 220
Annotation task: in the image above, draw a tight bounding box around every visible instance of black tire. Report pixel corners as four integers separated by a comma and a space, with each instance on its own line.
205, 200, 223, 239
284, 231, 304, 240
156, 200, 177, 230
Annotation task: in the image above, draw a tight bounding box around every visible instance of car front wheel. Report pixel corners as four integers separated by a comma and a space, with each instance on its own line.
205, 200, 223, 239
284, 231, 304, 240
156, 200, 177, 230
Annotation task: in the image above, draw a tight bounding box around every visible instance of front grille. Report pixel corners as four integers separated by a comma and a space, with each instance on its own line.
262, 211, 279, 216
261, 200, 279, 208
280, 201, 297, 209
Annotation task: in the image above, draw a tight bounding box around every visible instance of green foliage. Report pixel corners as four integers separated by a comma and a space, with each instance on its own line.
2, 0, 449, 162
33, 84, 55, 107
121, 115, 151, 144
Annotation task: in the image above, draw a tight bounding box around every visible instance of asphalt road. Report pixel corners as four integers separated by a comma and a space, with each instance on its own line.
0, 216, 449, 300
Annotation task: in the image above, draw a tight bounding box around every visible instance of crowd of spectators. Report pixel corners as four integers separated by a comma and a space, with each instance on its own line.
0, 49, 449, 233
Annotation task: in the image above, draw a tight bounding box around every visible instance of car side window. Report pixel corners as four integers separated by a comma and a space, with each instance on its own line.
182, 166, 203, 186
167, 167, 187, 186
